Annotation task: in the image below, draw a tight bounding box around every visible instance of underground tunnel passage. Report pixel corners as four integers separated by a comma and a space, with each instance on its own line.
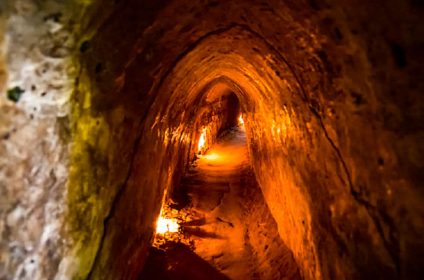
139, 89, 301, 280
0, 0, 423, 280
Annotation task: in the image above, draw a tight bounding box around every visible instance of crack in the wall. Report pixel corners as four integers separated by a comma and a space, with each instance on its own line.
239, 22, 402, 276
315, 114, 400, 277
85, 119, 145, 279
226, 24, 401, 274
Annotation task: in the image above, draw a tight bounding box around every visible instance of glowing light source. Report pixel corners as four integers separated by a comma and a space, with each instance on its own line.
156, 216, 179, 234
198, 127, 207, 152
203, 152, 220, 161
238, 115, 244, 126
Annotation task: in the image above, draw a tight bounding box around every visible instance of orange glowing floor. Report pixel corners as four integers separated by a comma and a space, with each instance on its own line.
142, 126, 299, 280
187, 127, 252, 279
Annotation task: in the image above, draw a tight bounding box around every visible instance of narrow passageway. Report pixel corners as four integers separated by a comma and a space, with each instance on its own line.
1, 1, 421, 279
140, 126, 300, 280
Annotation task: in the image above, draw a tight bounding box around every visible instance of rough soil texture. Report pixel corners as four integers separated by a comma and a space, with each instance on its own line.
0, 0, 422, 279
140, 127, 300, 280
0, 2, 83, 279
183, 127, 300, 280
79, 1, 423, 278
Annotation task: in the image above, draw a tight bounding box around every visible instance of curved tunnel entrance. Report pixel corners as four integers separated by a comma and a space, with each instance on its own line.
2, 1, 421, 280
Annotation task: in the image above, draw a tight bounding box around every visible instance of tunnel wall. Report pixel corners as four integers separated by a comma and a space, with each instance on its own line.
83, 75, 242, 279
0, 0, 423, 279
75, 0, 424, 279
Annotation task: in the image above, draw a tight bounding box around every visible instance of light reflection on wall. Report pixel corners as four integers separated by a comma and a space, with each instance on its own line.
198, 127, 207, 152
156, 216, 179, 234
238, 114, 244, 126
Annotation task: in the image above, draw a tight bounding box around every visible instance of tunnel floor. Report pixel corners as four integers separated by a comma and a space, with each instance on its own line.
139, 127, 300, 280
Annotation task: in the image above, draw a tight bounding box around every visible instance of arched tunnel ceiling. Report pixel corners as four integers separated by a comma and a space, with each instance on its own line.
0, 0, 422, 279
154, 27, 301, 126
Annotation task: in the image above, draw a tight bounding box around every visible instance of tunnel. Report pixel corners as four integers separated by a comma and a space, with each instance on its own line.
0, 0, 423, 280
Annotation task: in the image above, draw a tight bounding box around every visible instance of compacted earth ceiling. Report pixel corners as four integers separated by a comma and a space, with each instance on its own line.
0, 0, 423, 280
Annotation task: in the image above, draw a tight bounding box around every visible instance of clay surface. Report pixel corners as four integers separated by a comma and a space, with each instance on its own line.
0, 0, 422, 279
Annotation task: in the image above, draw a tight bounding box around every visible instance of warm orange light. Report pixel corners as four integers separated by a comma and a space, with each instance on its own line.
198, 127, 207, 152
238, 115, 244, 125
156, 216, 179, 234
203, 152, 220, 161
